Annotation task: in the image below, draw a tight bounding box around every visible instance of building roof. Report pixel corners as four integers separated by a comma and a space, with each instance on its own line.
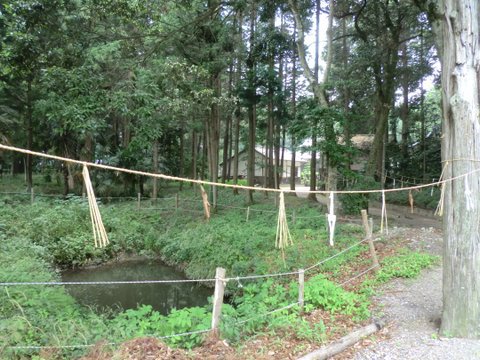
255, 146, 310, 163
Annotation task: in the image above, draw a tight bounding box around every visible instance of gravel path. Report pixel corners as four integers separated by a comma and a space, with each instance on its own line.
290, 188, 480, 359
353, 228, 480, 360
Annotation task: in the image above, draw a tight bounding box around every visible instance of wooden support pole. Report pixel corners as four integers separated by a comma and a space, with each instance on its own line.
175, 193, 179, 210
246, 206, 250, 222
211, 267, 226, 335
298, 269, 305, 314
361, 210, 379, 272
30, 187, 34, 204
137, 193, 141, 210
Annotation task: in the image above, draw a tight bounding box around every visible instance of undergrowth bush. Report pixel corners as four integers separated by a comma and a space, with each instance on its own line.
304, 274, 370, 320
374, 249, 438, 283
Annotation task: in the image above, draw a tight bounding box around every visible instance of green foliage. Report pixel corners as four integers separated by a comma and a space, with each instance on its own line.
385, 187, 440, 210
304, 274, 370, 320
110, 304, 210, 349
374, 250, 438, 283
225, 179, 248, 186
0, 235, 109, 359
360, 249, 438, 298
339, 176, 379, 215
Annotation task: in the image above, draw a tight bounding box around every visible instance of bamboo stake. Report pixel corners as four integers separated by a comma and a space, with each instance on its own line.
200, 185, 211, 220
298, 269, 305, 314
408, 190, 414, 214
211, 267, 226, 335
361, 210, 379, 272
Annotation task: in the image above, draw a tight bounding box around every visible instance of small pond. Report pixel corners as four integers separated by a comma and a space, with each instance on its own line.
62, 259, 212, 315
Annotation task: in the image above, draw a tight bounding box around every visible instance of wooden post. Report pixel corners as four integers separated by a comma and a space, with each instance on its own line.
30, 187, 34, 204
137, 193, 141, 210
361, 210, 379, 272
211, 267, 226, 335
298, 269, 305, 314
175, 193, 179, 210
246, 206, 250, 222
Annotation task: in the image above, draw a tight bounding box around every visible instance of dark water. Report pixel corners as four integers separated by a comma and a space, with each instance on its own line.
62, 259, 212, 315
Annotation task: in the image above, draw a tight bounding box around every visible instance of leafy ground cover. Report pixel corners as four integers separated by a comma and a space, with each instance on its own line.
0, 177, 438, 359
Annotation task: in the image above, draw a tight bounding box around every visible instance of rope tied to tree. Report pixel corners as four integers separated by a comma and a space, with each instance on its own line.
82, 164, 109, 248
275, 191, 293, 266
435, 161, 449, 216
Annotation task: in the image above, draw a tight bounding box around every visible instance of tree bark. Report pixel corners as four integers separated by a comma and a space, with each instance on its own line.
290, 23, 298, 192
191, 129, 197, 182
428, 0, 480, 338
26, 79, 33, 191
289, 0, 336, 196
246, 1, 257, 204
232, 10, 243, 195
401, 41, 410, 157
179, 130, 185, 191
222, 63, 234, 183
207, 74, 221, 207
152, 139, 159, 200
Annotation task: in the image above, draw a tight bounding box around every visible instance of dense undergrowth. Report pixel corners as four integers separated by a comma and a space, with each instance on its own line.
0, 177, 438, 359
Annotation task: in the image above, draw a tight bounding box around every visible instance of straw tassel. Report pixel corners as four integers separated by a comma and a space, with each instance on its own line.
380, 190, 388, 235
82, 164, 109, 248
326, 192, 336, 247
275, 192, 293, 265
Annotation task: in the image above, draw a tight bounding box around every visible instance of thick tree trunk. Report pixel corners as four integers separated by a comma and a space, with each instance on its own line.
368, 96, 390, 180
201, 129, 207, 180
431, 0, 480, 338
207, 74, 221, 207
191, 129, 197, 182
179, 130, 185, 191
232, 10, 243, 195
152, 139, 159, 200
246, 2, 257, 204
401, 42, 410, 157
309, 135, 317, 200
222, 64, 233, 183
290, 23, 297, 192
82, 133, 94, 196
26, 80, 33, 191
290, 0, 336, 195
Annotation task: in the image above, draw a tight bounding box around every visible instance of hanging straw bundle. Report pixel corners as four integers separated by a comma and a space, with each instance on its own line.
326, 192, 336, 247
83, 164, 109, 248
275, 192, 293, 265
435, 161, 449, 216
380, 190, 389, 235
